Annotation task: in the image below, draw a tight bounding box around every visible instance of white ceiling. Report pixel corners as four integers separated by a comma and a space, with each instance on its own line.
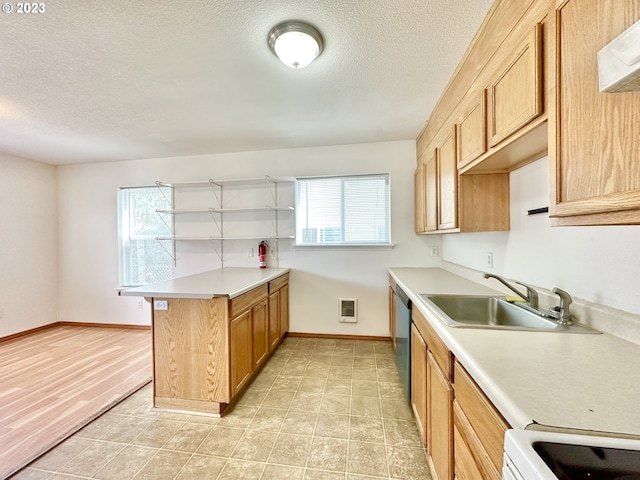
0, 0, 494, 165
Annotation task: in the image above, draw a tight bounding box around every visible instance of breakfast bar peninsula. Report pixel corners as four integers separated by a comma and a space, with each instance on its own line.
121, 267, 290, 415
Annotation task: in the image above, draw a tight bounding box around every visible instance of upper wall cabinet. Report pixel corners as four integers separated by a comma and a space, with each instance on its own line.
436, 128, 458, 231
425, 153, 439, 232
414, 163, 426, 234
488, 24, 543, 147
415, 126, 509, 235
456, 91, 487, 170
549, 0, 640, 225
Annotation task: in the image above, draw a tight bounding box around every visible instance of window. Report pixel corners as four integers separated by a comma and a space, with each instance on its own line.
118, 186, 173, 287
295, 174, 391, 245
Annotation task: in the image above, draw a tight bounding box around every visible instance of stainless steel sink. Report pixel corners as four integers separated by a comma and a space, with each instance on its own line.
420, 294, 599, 333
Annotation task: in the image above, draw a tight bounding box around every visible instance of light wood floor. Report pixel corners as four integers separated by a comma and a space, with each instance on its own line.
0, 325, 152, 479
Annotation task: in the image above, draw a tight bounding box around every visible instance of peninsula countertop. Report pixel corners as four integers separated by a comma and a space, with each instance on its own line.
389, 267, 640, 439
119, 267, 290, 299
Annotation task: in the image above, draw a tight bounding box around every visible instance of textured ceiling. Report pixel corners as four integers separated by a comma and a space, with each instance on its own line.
0, 0, 494, 165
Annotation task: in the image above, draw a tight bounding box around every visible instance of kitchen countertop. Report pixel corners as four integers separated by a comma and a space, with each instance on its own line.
389, 267, 640, 438
119, 267, 289, 299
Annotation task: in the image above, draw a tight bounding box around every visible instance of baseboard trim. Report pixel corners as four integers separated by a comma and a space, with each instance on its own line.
286, 332, 391, 342
58, 321, 151, 330
0, 323, 59, 343
0, 322, 151, 343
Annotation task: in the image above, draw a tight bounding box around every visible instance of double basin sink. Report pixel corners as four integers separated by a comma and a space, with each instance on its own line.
420, 294, 599, 334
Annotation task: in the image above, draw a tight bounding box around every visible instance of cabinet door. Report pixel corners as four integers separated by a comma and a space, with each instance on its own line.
436, 129, 458, 230
425, 153, 438, 232
457, 91, 487, 169
428, 352, 453, 480
268, 291, 280, 352
454, 362, 508, 475
488, 24, 542, 147
410, 324, 428, 446
454, 401, 501, 480
230, 310, 253, 397
551, 0, 640, 225
252, 299, 268, 370
279, 284, 289, 338
414, 163, 426, 233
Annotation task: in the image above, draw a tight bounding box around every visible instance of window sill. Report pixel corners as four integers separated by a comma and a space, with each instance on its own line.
293, 243, 395, 251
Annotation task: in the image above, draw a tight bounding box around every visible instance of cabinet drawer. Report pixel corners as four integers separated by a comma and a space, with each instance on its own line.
453, 361, 509, 473
269, 273, 289, 292
454, 400, 501, 480
230, 284, 268, 318
412, 306, 453, 380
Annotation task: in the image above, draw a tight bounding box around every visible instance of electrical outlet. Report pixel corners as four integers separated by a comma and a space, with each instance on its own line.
137, 299, 143, 309
270, 247, 276, 258
154, 300, 168, 311
247, 248, 254, 257
430, 246, 438, 257
486, 252, 494, 269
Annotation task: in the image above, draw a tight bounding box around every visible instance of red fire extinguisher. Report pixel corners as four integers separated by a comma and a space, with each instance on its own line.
258, 241, 268, 268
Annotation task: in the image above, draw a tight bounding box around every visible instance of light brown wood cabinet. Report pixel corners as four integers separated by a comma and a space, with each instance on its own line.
457, 90, 487, 170
268, 273, 289, 353
251, 299, 268, 370
414, 1, 553, 234
428, 352, 454, 480
425, 153, 438, 232
453, 361, 509, 480
436, 128, 458, 230
550, 0, 640, 225
416, 129, 509, 234
153, 272, 289, 416
278, 283, 289, 337
488, 24, 543, 148
268, 290, 280, 352
229, 284, 269, 396
230, 308, 253, 397
412, 305, 454, 480
414, 163, 426, 234
410, 323, 427, 444
404, 288, 510, 480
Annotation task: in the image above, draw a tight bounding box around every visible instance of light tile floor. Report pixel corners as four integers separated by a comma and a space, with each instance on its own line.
11, 337, 432, 480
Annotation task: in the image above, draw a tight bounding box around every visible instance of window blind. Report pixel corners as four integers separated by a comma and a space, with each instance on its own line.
295, 174, 391, 245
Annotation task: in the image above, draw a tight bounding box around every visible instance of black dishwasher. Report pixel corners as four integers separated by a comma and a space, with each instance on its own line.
394, 285, 411, 403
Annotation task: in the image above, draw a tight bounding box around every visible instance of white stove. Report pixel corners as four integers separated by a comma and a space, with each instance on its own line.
503, 429, 640, 480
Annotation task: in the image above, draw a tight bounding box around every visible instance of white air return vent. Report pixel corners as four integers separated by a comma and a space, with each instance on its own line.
598, 19, 640, 92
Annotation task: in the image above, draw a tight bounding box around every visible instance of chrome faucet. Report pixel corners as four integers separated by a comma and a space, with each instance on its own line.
550, 287, 573, 326
483, 273, 539, 309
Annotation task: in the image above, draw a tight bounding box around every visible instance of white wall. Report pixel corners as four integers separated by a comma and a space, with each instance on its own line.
443, 157, 640, 316
0, 155, 59, 337
57, 141, 441, 336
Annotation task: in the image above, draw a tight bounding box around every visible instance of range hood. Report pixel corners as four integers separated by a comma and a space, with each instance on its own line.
598, 19, 640, 92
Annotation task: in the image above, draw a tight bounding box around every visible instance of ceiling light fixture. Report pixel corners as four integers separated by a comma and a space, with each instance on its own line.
268, 21, 324, 69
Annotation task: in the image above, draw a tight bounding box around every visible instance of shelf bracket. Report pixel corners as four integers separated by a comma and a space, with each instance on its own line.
155, 237, 176, 265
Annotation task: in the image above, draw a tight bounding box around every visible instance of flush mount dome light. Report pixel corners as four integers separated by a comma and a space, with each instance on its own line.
268, 21, 324, 69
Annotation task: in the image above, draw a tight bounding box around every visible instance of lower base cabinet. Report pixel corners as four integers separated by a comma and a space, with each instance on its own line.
410, 324, 427, 444
154, 273, 289, 415
407, 296, 509, 480
230, 309, 253, 396
453, 361, 509, 480
428, 352, 454, 480
231, 297, 269, 396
